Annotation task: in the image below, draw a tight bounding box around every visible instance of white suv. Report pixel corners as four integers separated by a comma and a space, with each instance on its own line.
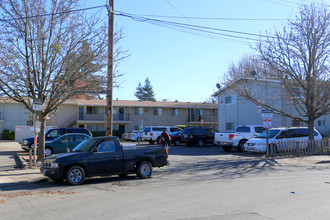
245, 127, 322, 153
142, 126, 182, 144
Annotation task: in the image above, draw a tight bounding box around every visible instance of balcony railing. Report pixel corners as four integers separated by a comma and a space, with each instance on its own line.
187, 115, 218, 123
79, 113, 130, 122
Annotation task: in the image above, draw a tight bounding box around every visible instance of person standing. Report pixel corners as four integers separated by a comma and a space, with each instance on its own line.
161, 129, 171, 147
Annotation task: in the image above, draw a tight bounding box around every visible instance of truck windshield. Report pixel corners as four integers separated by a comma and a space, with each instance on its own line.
256, 129, 280, 139
72, 138, 98, 152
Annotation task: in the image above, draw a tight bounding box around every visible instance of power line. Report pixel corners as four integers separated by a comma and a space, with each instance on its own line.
115, 11, 274, 40
117, 13, 288, 21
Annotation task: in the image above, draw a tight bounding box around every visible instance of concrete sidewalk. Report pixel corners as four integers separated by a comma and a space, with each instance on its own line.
0, 141, 46, 188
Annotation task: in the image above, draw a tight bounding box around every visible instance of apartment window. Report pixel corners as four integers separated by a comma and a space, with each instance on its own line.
87, 125, 99, 131
171, 109, 179, 116
134, 108, 144, 115
225, 95, 237, 104
153, 108, 162, 116
87, 106, 98, 114
317, 120, 325, 126
225, 96, 232, 104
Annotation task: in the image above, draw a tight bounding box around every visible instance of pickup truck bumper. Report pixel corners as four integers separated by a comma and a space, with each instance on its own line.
40, 168, 63, 180
214, 141, 233, 146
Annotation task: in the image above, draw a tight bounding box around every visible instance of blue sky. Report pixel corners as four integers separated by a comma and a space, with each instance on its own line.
84, 0, 327, 102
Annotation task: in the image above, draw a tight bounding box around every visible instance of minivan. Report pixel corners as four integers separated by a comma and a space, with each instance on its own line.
245, 127, 322, 153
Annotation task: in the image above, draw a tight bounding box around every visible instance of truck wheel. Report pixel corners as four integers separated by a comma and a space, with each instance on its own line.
197, 139, 205, 147
45, 147, 53, 157
156, 136, 162, 144
238, 140, 247, 152
148, 140, 155, 145
175, 140, 181, 146
223, 146, 232, 152
136, 161, 152, 179
66, 166, 85, 185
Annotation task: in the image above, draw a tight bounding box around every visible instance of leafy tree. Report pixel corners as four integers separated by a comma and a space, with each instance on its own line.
0, 0, 128, 160
134, 78, 156, 101
223, 3, 329, 140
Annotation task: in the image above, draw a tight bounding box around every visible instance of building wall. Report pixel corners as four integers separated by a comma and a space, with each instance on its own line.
48, 104, 77, 127
0, 102, 30, 138
216, 79, 330, 136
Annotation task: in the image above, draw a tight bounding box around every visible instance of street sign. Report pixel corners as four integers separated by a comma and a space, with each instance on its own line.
263, 118, 272, 128
33, 101, 43, 111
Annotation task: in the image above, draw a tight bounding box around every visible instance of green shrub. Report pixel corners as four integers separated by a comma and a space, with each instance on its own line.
2, 129, 15, 140
91, 130, 123, 138
91, 131, 106, 137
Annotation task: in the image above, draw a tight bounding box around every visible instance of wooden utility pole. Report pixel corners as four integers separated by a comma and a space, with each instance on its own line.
106, 0, 114, 136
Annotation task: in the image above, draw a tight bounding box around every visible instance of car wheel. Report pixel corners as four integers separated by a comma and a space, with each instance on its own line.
156, 136, 162, 144
136, 161, 152, 179
197, 139, 205, 147
148, 140, 155, 144
137, 137, 142, 142
45, 147, 53, 157
175, 140, 181, 146
66, 166, 85, 185
223, 146, 232, 152
238, 140, 247, 152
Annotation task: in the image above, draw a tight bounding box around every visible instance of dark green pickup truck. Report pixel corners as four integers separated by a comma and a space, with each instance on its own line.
40, 136, 170, 185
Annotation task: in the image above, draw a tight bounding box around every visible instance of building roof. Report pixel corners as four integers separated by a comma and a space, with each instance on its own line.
63, 99, 217, 109
212, 77, 281, 97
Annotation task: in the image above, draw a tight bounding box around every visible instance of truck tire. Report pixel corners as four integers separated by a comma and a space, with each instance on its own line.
136, 161, 152, 179
175, 139, 181, 146
238, 140, 247, 152
45, 147, 53, 157
223, 146, 232, 152
66, 166, 85, 185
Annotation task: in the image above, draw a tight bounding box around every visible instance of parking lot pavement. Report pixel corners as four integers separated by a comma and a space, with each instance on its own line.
0, 140, 330, 188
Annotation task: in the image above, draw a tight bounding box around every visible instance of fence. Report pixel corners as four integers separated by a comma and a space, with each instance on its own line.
266, 138, 330, 157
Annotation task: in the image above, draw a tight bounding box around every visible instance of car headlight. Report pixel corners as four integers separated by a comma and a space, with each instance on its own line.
50, 163, 59, 168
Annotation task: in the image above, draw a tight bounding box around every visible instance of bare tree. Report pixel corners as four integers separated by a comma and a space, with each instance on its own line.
226, 3, 329, 140
0, 0, 127, 160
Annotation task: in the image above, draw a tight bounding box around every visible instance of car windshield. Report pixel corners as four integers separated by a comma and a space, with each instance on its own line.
256, 129, 280, 138
72, 138, 98, 152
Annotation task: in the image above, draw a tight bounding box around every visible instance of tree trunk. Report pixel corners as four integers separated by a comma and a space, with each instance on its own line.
308, 118, 315, 141
37, 112, 46, 161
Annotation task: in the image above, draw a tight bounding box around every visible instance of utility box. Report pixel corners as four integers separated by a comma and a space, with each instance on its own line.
15, 126, 57, 143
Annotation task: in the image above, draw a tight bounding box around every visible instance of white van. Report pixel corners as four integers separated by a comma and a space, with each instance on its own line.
142, 126, 182, 144
245, 127, 322, 153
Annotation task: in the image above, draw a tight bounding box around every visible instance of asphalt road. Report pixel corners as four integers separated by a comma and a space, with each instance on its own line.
1, 143, 330, 220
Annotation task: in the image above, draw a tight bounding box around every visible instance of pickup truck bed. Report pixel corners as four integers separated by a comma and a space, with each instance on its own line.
40, 136, 170, 185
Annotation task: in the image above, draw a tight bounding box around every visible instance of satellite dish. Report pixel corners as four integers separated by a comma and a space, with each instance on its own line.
216, 83, 221, 89
250, 70, 257, 77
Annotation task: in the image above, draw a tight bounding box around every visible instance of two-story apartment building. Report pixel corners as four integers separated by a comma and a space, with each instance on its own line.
48, 99, 218, 133
0, 97, 30, 137
213, 77, 329, 136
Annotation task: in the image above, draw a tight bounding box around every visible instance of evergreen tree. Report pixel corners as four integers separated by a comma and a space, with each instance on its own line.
134, 78, 156, 101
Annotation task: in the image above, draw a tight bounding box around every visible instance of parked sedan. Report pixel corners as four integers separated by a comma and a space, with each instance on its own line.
169, 131, 183, 146
44, 133, 92, 157
128, 130, 142, 142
